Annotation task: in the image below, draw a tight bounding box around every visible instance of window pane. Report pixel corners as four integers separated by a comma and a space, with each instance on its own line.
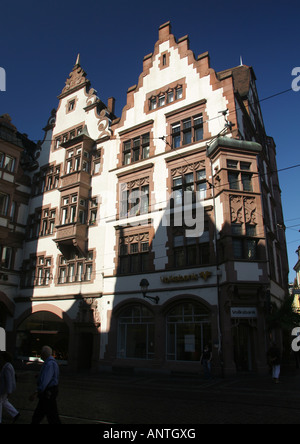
158, 95, 165, 107
183, 129, 192, 145
233, 239, 243, 259
167, 90, 174, 103
247, 240, 257, 260
172, 124, 181, 148
197, 182, 206, 200
242, 173, 253, 191
246, 225, 256, 236
174, 248, 185, 267
150, 97, 156, 110
195, 126, 203, 141
175, 87, 183, 100
228, 172, 240, 190
227, 160, 238, 169
197, 170, 206, 181
232, 224, 243, 235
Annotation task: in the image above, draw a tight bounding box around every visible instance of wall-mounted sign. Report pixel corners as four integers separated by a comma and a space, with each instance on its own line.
231, 307, 257, 319
161, 271, 212, 284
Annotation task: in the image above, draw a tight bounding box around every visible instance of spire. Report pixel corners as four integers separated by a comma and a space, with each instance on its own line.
240, 55, 244, 66
75, 53, 81, 67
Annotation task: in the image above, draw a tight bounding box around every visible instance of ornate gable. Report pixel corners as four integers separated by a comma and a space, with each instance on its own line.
58, 54, 90, 99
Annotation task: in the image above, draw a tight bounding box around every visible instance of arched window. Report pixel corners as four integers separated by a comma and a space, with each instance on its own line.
117, 305, 154, 360
166, 302, 211, 361
16, 311, 69, 362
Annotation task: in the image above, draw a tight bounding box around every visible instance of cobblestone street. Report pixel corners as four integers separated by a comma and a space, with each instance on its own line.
3, 367, 300, 425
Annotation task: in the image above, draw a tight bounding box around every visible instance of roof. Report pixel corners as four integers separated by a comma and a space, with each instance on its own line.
217, 65, 256, 98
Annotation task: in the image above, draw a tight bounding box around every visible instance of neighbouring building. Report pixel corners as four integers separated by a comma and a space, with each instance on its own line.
1, 22, 289, 375
292, 246, 300, 312
0, 113, 37, 335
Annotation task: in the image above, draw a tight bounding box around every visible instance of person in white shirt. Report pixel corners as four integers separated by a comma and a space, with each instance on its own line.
0, 351, 20, 423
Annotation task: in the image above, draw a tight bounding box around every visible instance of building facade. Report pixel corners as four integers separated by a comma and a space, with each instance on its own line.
1, 22, 289, 375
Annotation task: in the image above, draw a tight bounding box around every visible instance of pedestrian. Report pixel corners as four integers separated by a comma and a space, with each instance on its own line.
200, 345, 212, 379
29, 345, 61, 424
267, 342, 281, 384
0, 351, 20, 424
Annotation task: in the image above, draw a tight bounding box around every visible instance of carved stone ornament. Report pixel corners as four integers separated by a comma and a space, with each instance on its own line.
230, 195, 243, 223
86, 88, 98, 107
230, 195, 257, 226
120, 232, 149, 246
61, 65, 88, 96
76, 297, 100, 326
97, 109, 112, 139
171, 161, 206, 178
244, 197, 257, 224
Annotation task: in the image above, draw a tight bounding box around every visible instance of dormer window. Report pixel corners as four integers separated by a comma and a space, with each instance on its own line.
148, 84, 184, 112
150, 97, 157, 110
175, 86, 183, 100
68, 100, 75, 112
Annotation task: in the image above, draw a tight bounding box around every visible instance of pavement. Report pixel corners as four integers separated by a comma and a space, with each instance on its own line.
3, 366, 300, 425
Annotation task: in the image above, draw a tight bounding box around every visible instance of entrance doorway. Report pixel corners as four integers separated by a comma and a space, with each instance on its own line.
232, 322, 255, 372
78, 332, 94, 370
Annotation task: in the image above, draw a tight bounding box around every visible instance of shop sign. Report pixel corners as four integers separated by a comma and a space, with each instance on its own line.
231, 307, 257, 319
161, 271, 212, 284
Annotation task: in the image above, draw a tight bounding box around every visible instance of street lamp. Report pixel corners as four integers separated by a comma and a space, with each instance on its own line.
139, 279, 160, 305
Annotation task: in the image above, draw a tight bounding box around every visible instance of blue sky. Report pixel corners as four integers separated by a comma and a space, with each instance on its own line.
0, 0, 299, 279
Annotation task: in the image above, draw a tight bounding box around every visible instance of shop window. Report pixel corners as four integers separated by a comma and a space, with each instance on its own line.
166, 302, 211, 361
117, 305, 154, 360
16, 311, 69, 362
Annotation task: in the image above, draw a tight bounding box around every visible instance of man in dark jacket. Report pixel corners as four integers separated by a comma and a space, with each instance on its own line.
30, 346, 61, 424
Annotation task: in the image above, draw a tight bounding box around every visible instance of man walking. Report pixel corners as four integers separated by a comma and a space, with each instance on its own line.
30, 346, 61, 424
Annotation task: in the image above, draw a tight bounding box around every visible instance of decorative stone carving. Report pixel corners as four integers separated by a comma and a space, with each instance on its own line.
61, 65, 88, 95
230, 195, 257, 226
76, 297, 100, 326
244, 197, 257, 224
230, 195, 243, 223
97, 109, 112, 139
171, 161, 206, 177
86, 88, 98, 107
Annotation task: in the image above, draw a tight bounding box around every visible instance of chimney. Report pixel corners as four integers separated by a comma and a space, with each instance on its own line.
107, 97, 115, 115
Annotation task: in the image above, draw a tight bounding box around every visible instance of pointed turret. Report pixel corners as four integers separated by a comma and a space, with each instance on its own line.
74, 53, 81, 68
